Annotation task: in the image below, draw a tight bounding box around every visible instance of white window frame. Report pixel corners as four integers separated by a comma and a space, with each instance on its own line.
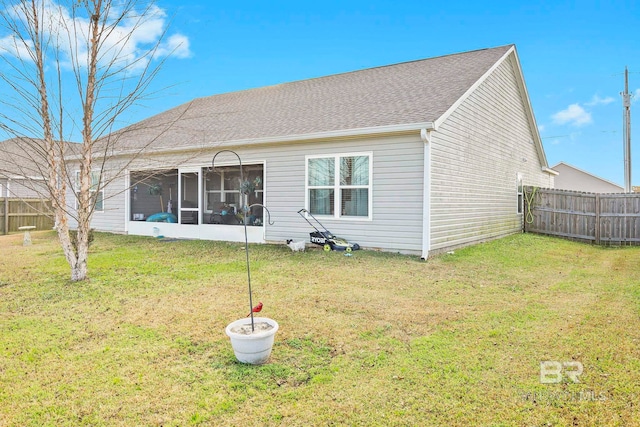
305, 152, 372, 220
75, 170, 104, 213
517, 172, 523, 214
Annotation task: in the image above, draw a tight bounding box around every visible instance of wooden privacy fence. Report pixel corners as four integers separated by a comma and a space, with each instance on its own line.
0, 198, 54, 235
523, 186, 640, 245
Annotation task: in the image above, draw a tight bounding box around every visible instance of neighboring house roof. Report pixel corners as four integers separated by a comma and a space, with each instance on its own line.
0, 137, 78, 180
551, 162, 624, 193
104, 44, 547, 169
0, 138, 44, 180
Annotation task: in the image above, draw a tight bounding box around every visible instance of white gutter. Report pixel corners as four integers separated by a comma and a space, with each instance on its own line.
5, 175, 45, 180
542, 167, 559, 176
70, 121, 436, 161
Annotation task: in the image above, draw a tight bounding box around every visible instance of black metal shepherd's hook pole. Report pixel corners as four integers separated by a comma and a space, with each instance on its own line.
211, 150, 254, 331
248, 204, 275, 225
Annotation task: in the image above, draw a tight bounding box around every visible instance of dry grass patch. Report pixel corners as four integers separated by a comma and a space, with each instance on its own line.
1, 231, 639, 426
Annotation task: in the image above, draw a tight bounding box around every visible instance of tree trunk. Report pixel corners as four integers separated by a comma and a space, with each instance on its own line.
70, 255, 88, 282
0, 0, 182, 281
27, 0, 90, 282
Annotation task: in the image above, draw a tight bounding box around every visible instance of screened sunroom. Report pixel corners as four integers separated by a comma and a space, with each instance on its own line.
127, 163, 266, 242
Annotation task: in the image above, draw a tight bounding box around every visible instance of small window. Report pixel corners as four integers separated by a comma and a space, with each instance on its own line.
75, 170, 104, 212
517, 173, 523, 214
306, 153, 371, 219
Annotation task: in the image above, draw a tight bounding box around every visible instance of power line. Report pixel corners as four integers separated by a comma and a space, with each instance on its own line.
540, 135, 570, 139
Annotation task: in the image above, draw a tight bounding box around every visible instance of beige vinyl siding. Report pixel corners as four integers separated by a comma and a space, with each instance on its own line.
429, 55, 550, 252
268, 136, 422, 252
65, 162, 129, 232
87, 174, 127, 232
1, 178, 48, 198
262, 136, 423, 252
84, 134, 425, 253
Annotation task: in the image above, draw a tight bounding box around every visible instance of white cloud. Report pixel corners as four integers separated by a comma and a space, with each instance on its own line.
633, 89, 640, 103
156, 34, 192, 59
0, 1, 191, 72
538, 124, 546, 133
0, 35, 33, 59
585, 95, 615, 106
552, 104, 592, 127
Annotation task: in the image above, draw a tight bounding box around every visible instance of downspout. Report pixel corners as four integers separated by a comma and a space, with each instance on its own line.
420, 128, 434, 260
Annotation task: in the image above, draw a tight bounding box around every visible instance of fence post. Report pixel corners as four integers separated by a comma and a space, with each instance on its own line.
3, 197, 7, 235
595, 193, 600, 245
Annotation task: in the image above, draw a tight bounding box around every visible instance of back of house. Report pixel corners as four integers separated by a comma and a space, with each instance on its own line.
68, 45, 556, 257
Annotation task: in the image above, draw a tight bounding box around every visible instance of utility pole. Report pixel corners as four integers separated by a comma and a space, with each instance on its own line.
622, 67, 632, 192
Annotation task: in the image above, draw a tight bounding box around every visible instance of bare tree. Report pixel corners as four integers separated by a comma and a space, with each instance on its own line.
0, 0, 190, 281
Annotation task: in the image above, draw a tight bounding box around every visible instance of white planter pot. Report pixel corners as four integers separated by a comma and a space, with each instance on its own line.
225, 317, 279, 365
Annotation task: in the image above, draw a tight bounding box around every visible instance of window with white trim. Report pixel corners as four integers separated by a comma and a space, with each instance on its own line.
306, 153, 371, 218
517, 173, 523, 214
75, 170, 104, 212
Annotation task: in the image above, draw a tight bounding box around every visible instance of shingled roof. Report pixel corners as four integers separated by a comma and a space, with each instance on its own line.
0, 138, 79, 180
108, 45, 514, 152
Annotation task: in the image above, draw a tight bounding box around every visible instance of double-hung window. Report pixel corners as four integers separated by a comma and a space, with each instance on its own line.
306, 153, 371, 219
75, 170, 104, 212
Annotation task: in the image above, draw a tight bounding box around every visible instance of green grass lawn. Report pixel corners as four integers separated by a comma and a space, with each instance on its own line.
1, 231, 639, 426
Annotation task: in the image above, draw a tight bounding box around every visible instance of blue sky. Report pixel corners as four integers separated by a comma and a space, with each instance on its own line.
154, 0, 640, 185
2, 1, 639, 185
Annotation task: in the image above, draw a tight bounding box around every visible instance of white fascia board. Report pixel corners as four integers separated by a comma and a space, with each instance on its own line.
542, 167, 559, 176
76, 122, 436, 161
247, 121, 437, 145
